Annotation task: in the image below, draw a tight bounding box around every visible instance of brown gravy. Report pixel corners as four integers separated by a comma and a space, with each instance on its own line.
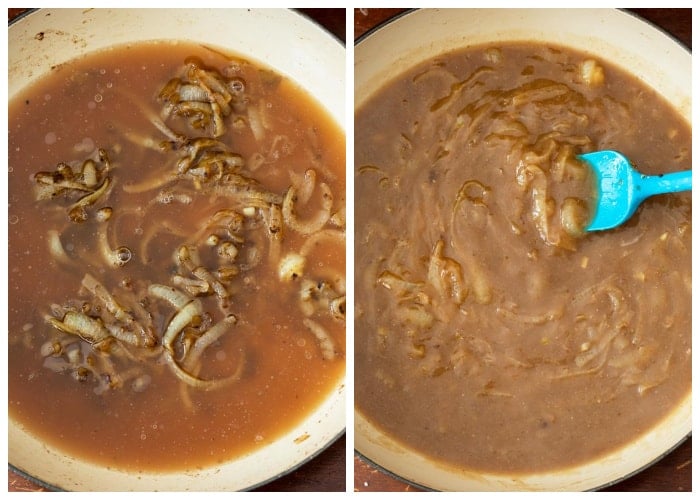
355, 43, 690, 474
9, 41, 345, 471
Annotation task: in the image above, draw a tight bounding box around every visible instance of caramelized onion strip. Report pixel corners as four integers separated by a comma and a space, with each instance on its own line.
45, 311, 110, 345
303, 318, 338, 360
47, 229, 73, 266
165, 350, 244, 391
183, 314, 237, 372
159, 300, 203, 352
283, 180, 333, 235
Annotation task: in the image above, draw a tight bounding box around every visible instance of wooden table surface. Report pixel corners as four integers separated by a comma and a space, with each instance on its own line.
7, 7, 346, 492
353, 7, 691, 492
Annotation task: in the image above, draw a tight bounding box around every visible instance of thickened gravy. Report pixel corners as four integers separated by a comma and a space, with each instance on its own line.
355, 43, 690, 473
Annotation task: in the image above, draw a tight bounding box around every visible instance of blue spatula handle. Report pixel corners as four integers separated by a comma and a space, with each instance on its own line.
635, 170, 692, 199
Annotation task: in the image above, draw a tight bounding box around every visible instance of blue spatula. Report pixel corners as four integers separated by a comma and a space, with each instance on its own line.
578, 150, 691, 231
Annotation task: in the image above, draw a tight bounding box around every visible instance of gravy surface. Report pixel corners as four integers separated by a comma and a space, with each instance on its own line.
9, 41, 345, 471
355, 43, 690, 473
